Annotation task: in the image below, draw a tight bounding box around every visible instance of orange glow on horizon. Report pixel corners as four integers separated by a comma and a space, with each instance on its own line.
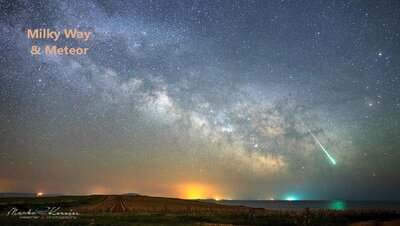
179, 183, 222, 200
37, 192, 43, 196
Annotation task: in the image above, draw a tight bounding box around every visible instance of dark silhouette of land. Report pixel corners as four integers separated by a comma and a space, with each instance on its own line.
1, 194, 399, 225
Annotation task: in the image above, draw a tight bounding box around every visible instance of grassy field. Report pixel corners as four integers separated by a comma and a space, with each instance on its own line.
0, 195, 399, 225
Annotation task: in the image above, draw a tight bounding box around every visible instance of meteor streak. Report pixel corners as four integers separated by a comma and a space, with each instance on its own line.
301, 120, 337, 165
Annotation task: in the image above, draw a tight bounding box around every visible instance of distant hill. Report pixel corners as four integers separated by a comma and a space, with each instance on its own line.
0, 193, 37, 197
0, 192, 143, 198
0, 192, 64, 197
122, 193, 142, 197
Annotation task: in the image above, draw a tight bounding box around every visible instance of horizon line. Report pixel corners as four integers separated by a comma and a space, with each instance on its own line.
0, 192, 399, 202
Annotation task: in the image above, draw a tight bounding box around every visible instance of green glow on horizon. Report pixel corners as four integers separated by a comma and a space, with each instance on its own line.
285, 195, 299, 201
329, 200, 346, 210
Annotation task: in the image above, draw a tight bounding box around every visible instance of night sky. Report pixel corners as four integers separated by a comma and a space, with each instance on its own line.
0, 1, 399, 200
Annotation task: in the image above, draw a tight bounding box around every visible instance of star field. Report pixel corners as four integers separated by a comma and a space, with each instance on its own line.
0, 0, 399, 200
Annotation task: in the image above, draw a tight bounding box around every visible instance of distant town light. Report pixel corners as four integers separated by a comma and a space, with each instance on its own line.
285, 195, 299, 201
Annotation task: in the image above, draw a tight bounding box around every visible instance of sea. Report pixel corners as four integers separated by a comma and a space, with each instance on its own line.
203, 200, 400, 211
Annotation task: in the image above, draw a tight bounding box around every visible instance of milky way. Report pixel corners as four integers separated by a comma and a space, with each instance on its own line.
0, 1, 399, 200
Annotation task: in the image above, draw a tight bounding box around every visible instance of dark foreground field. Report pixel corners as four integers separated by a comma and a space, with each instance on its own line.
0, 195, 399, 225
